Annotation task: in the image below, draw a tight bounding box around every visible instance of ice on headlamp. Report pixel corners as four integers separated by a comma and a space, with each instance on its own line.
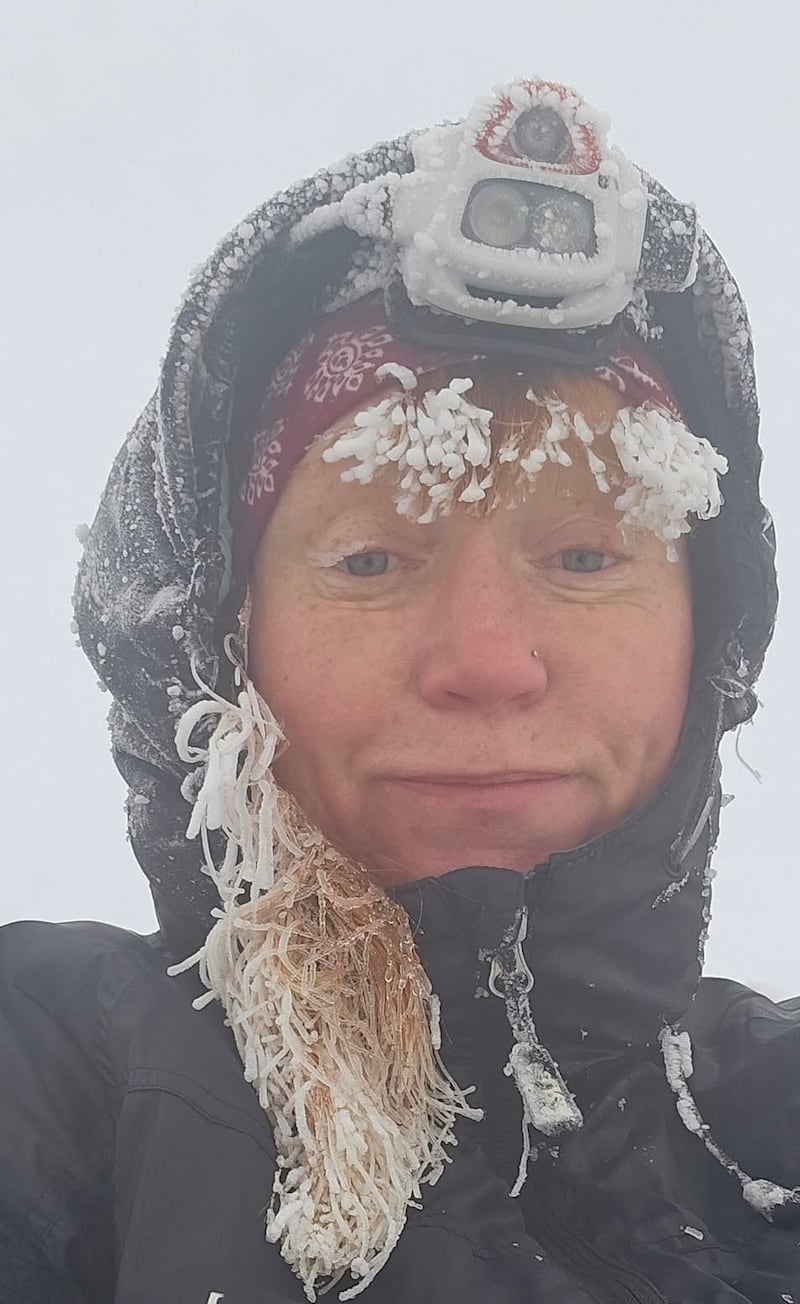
391, 77, 653, 332
462, 180, 596, 257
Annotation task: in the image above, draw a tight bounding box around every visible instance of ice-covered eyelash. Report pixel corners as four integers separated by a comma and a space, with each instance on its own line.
307, 544, 379, 568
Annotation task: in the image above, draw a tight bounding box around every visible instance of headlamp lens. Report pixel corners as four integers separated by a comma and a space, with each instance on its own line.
463, 181, 596, 256
462, 179, 532, 248
528, 192, 595, 256
513, 106, 571, 164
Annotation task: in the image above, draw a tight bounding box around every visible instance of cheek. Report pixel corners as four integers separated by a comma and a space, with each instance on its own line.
248, 597, 390, 761
251, 605, 330, 727
594, 588, 694, 767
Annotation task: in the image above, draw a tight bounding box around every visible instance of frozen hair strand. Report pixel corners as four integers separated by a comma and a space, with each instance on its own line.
169, 645, 480, 1300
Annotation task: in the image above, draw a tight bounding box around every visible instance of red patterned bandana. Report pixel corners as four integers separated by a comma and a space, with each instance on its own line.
233, 294, 684, 569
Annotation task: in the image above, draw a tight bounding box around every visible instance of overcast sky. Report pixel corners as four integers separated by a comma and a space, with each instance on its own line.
1, 1, 797, 995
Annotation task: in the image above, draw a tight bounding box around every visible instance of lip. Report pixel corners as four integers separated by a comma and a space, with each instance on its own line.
386, 773, 570, 808
392, 772, 566, 786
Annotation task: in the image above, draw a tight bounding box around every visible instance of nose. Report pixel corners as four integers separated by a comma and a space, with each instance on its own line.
414, 524, 548, 711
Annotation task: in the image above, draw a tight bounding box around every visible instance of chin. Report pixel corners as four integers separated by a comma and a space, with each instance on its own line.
369, 842, 562, 885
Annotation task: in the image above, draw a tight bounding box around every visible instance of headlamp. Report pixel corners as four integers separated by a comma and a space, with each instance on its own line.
387, 78, 699, 361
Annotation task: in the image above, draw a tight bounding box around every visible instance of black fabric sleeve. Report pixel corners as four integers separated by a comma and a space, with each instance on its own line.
0, 921, 139, 1303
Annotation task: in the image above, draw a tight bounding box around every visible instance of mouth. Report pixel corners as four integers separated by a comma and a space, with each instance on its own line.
386, 773, 570, 807
393, 772, 566, 786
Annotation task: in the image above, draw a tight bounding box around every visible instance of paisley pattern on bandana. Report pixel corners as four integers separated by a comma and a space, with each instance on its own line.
303, 324, 394, 404
239, 421, 285, 506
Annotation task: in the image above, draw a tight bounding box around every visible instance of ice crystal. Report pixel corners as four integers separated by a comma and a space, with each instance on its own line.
169, 651, 480, 1300
323, 366, 727, 551
323, 375, 494, 526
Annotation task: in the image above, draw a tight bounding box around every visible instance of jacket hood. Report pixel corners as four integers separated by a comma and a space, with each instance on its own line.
73, 92, 777, 968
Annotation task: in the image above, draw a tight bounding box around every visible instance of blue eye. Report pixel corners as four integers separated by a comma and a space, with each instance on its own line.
342, 550, 390, 577
560, 548, 609, 573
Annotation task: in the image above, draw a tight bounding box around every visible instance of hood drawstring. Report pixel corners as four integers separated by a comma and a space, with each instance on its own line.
660, 1025, 800, 1224
487, 907, 583, 1197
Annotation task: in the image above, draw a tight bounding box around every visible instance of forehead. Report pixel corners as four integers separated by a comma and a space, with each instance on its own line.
304, 363, 623, 485
283, 392, 627, 530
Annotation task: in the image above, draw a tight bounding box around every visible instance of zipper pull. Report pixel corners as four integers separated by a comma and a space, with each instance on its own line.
487, 907, 582, 1196
488, 906, 534, 998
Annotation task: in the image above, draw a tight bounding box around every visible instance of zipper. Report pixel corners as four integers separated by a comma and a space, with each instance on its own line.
524, 1178, 668, 1304
487, 909, 582, 1196
487, 908, 582, 1147
486, 915, 668, 1302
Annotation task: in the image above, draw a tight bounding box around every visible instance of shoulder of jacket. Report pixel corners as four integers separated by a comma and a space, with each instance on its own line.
682, 974, 800, 1092
688, 974, 800, 1035
681, 979, 800, 1192
0, 919, 168, 1031
0, 923, 151, 1298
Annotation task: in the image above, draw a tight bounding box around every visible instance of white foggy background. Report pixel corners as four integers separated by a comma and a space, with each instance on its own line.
1, 2, 797, 995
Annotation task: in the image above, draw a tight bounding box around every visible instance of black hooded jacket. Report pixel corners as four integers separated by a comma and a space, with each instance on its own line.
1, 109, 797, 1303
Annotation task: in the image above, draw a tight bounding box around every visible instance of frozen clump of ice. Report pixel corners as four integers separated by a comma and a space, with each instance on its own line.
325, 361, 727, 554
742, 1179, 800, 1220
609, 407, 727, 548
505, 1042, 582, 1137
323, 373, 494, 525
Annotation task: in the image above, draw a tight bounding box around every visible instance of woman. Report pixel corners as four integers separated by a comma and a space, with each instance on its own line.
1, 77, 795, 1302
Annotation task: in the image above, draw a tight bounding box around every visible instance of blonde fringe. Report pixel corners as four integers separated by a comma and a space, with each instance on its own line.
321, 363, 727, 553
170, 654, 480, 1300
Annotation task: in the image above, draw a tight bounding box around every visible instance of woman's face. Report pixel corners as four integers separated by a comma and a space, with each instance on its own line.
249, 399, 694, 884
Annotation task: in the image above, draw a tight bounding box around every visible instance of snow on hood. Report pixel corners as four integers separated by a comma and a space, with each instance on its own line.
72, 113, 777, 958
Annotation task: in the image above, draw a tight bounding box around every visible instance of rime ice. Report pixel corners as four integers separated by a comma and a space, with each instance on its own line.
323, 365, 728, 550
323, 375, 495, 526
